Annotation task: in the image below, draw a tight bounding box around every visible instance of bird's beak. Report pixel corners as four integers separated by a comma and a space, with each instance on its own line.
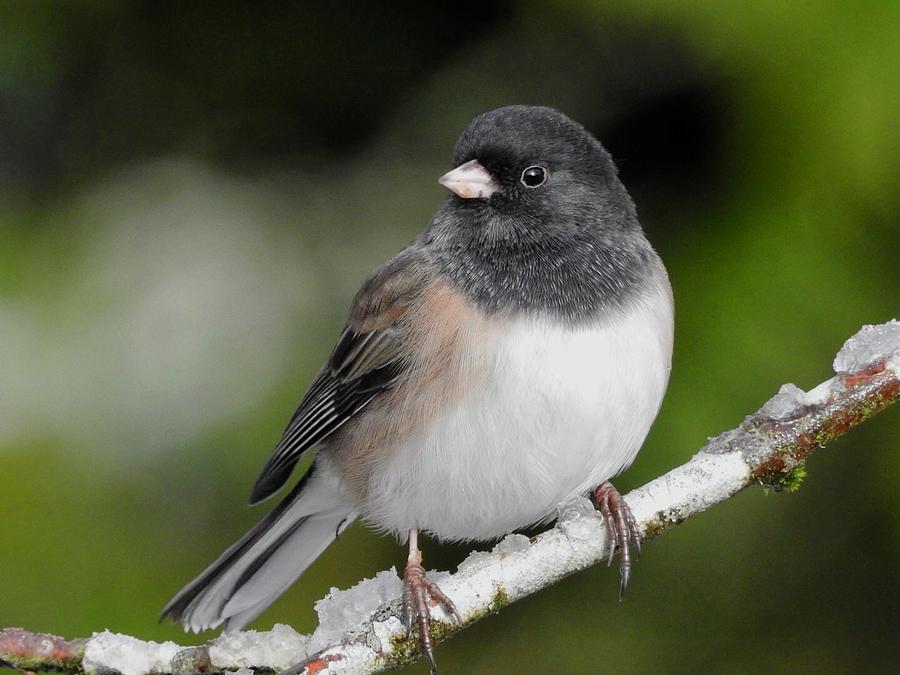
438, 159, 499, 199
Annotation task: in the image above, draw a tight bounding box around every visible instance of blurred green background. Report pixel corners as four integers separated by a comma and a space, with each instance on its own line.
2, 2, 898, 673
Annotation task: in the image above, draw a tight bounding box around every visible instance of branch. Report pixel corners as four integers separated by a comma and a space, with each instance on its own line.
3, 320, 898, 675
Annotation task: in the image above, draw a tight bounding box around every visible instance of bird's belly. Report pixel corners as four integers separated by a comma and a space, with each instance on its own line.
360, 297, 673, 542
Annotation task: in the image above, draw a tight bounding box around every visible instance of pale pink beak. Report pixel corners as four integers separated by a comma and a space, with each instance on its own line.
438, 159, 499, 199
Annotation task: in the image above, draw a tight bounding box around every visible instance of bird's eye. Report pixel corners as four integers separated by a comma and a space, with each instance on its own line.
520, 166, 547, 188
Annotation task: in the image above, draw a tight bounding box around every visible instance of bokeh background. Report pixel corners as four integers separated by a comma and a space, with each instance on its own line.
2, 2, 898, 673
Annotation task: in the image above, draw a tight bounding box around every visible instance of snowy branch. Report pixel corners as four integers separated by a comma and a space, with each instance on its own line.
3, 321, 899, 675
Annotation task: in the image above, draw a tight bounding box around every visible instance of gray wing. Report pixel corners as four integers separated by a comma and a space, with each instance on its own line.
249, 252, 430, 504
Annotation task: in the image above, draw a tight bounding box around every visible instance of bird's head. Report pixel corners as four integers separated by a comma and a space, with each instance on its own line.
438, 105, 636, 237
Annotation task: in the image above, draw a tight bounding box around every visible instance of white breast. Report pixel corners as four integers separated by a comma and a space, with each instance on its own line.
361, 283, 674, 542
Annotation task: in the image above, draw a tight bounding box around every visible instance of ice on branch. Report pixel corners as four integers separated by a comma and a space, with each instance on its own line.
833, 319, 900, 375
2, 320, 898, 675
307, 570, 403, 654
83, 633, 183, 675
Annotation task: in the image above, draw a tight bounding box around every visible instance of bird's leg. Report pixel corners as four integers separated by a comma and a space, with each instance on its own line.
401, 529, 461, 673
590, 481, 641, 600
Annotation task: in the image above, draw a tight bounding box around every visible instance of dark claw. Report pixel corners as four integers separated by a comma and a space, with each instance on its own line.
402, 559, 460, 674
401, 576, 415, 635
425, 581, 462, 624
618, 564, 630, 601
591, 481, 642, 600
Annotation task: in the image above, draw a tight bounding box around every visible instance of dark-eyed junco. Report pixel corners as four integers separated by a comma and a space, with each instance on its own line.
162, 105, 673, 670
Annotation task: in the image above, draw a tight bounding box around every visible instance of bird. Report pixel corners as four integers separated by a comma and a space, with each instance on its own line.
162, 105, 674, 672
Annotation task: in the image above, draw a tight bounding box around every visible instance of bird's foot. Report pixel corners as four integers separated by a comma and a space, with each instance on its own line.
590, 481, 641, 600
401, 530, 461, 674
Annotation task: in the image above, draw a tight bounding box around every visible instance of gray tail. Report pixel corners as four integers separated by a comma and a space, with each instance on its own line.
161, 466, 356, 633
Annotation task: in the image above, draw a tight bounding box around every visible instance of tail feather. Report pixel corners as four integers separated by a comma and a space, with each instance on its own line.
161, 466, 356, 633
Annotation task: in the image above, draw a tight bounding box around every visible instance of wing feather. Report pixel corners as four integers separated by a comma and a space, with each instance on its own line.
248, 251, 431, 504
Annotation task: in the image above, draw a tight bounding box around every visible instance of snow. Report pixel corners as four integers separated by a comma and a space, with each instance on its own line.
628, 451, 749, 523
83, 632, 182, 675
758, 383, 810, 419
493, 533, 532, 555
457, 549, 494, 575
82, 626, 311, 674
758, 380, 834, 419
804, 380, 834, 405
209, 624, 307, 671
751, 321, 900, 421
889, 352, 900, 378
833, 319, 900, 374
557, 496, 601, 542
371, 616, 404, 654
307, 569, 403, 654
